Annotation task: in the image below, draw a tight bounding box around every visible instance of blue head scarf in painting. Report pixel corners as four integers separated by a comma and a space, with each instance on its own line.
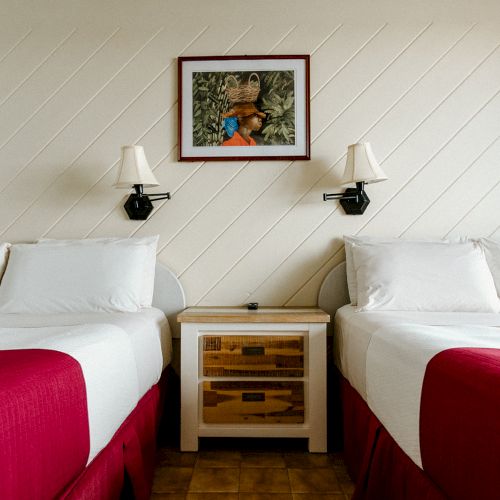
223, 117, 238, 138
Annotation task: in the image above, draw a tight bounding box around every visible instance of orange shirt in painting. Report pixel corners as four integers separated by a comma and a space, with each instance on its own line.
222, 131, 256, 146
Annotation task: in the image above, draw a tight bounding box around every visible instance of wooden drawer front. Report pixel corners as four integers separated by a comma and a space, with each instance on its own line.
202, 335, 304, 377
203, 381, 304, 424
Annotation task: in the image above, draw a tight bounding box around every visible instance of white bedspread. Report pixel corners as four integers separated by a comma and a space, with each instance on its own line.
366, 323, 500, 468
0, 308, 172, 463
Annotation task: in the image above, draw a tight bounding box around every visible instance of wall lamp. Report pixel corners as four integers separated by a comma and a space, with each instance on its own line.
114, 145, 170, 220
323, 142, 387, 215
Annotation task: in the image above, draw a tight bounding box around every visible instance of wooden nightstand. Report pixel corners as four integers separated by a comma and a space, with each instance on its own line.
177, 307, 330, 452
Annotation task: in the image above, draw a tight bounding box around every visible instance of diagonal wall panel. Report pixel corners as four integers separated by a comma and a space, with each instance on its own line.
1, 0, 499, 308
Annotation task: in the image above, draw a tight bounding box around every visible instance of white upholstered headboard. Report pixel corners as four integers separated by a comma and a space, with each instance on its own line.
318, 261, 350, 319
152, 263, 186, 338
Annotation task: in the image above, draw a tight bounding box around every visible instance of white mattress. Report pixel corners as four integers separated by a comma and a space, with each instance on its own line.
0, 307, 172, 463
334, 305, 500, 399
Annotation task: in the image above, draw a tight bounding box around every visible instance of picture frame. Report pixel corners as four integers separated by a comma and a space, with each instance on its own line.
178, 55, 310, 162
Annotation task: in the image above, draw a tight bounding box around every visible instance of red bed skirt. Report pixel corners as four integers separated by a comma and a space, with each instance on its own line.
340, 376, 446, 500
59, 367, 174, 500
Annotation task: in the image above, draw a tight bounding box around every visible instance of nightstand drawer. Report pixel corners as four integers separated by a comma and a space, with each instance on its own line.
202, 380, 304, 424
202, 335, 304, 377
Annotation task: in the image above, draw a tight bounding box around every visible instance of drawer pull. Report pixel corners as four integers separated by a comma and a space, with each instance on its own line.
242, 392, 265, 402
242, 346, 265, 356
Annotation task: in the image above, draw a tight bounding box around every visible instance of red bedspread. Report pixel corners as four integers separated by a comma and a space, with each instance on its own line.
420, 347, 500, 500
0, 349, 90, 500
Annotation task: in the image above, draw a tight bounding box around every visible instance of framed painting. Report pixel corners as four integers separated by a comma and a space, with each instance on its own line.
178, 55, 310, 161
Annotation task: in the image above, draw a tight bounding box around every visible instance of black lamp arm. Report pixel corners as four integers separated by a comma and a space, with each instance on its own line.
323, 181, 365, 201
148, 193, 171, 202
133, 184, 170, 202
323, 192, 359, 201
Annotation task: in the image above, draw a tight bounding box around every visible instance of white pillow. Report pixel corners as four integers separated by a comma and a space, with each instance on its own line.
343, 235, 466, 305
478, 238, 500, 297
37, 236, 158, 307
0, 243, 150, 313
351, 241, 499, 312
0, 242, 10, 282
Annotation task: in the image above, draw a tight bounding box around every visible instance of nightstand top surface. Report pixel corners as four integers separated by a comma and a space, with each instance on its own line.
177, 306, 330, 323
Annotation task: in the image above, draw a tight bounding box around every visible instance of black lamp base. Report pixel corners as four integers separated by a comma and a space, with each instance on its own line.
339, 188, 370, 215
124, 194, 154, 220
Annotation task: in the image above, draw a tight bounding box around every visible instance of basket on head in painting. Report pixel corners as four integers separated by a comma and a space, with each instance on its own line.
225, 72, 261, 104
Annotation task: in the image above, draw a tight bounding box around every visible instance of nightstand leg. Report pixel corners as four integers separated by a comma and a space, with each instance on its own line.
307, 323, 327, 452
180, 323, 199, 451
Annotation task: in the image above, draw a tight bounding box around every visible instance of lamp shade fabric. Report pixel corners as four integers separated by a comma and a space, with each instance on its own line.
114, 145, 160, 188
340, 143, 387, 185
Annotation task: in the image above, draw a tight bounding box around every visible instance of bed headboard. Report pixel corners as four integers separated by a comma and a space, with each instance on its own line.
318, 261, 350, 319
152, 263, 186, 338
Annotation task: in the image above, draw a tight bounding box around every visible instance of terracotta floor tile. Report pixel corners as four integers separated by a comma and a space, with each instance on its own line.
283, 453, 336, 469
292, 494, 346, 500
157, 450, 198, 467
239, 468, 291, 493
189, 467, 240, 492
241, 452, 286, 468
151, 494, 187, 500
239, 494, 293, 500
153, 467, 193, 493
186, 494, 239, 500
288, 468, 341, 494
197, 450, 242, 468
339, 480, 355, 495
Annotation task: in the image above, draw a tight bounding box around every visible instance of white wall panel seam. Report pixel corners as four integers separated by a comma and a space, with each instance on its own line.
57, 26, 211, 239
155, 163, 249, 252
0, 28, 33, 66
382, 42, 500, 164
446, 179, 500, 238
311, 23, 387, 100
0, 28, 166, 238
268, 25, 299, 53
400, 135, 500, 237
309, 24, 344, 65
0, 28, 77, 109
0, 28, 121, 153
0, 28, 164, 203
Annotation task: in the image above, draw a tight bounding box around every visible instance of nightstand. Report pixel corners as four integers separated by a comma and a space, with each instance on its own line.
177, 307, 330, 452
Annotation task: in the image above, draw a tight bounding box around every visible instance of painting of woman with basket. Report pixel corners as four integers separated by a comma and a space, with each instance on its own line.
222, 73, 266, 147
179, 55, 310, 161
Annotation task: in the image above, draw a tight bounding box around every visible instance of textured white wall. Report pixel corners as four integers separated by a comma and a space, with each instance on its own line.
1, 0, 499, 306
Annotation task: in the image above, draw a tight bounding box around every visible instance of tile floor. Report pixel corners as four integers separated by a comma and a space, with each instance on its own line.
151, 439, 354, 499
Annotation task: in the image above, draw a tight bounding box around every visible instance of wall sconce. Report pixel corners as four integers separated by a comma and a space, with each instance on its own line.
323, 142, 387, 215
114, 145, 170, 220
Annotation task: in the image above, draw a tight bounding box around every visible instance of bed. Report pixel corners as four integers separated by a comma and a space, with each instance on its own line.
319, 237, 500, 500
0, 238, 185, 500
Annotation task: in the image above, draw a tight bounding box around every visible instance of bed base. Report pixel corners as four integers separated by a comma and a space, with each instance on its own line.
59, 367, 175, 500
340, 376, 446, 500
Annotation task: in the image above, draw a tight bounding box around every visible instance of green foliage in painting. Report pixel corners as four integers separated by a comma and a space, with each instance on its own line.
260, 70, 295, 146
192, 72, 229, 147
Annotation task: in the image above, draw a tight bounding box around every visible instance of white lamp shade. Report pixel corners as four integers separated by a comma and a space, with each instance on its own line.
114, 145, 160, 188
340, 143, 387, 185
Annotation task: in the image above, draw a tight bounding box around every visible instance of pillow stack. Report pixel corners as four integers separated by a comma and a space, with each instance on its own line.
0, 236, 159, 314
344, 235, 500, 313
